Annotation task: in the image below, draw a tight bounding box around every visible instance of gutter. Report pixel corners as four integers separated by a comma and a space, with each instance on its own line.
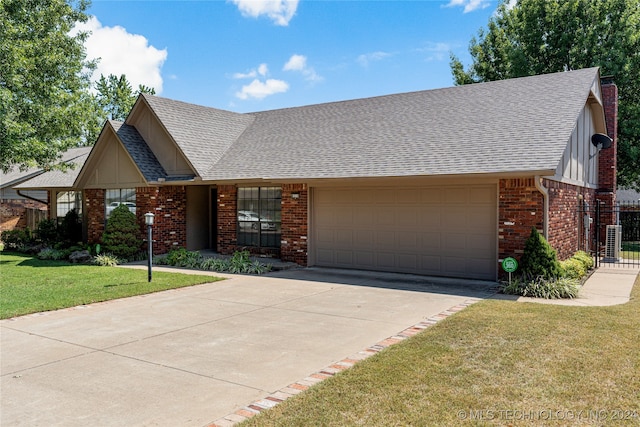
534, 176, 549, 238
16, 189, 48, 205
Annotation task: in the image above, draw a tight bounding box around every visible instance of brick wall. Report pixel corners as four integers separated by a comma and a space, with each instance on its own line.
136, 186, 187, 254
546, 180, 595, 260
0, 199, 47, 232
498, 178, 544, 260
217, 185, 237, 254
281, 183, 308, 265
85, 189, 105, 244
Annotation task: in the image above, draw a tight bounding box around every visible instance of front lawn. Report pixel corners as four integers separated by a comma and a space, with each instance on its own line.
0, 252, 222, 319
243, 275, 640, 426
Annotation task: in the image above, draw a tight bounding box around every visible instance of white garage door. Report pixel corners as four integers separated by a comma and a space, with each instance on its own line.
312, 185, 497, 280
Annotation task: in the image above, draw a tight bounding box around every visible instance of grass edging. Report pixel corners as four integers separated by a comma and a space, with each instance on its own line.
234, 274, 640, 426
0, 252, 223, 319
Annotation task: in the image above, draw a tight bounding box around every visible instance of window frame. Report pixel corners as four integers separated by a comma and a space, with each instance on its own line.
237, 187, 282, 248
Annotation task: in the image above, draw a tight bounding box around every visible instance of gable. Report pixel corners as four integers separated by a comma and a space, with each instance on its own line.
127, 100, 194, 177
76, 127, 146, 189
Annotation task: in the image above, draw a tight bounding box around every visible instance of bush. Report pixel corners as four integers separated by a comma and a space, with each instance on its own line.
37, 248, 69, 261
164, 248, 204, 268
520, 227, 562, 279
501, 276, 580, 299
573, 250, 594, 270
93, 253, 120, 266
559, 258, 587, 279
35, 219, 58, 246
58, 209, 82, 246
1, 228, 33, 251
101, 204, 143, 261
159, 249, 272, 274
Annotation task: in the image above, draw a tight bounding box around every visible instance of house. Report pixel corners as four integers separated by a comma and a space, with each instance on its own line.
16, 67, 618, 280
1, 147, 91, 232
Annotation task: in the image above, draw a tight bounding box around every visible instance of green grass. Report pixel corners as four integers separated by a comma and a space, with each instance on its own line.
0, 252, 223, 319
243, 275, 640, 426
622, 242, 640, 260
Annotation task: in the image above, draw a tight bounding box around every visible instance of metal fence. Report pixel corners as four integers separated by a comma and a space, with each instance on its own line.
579, 201, 640, 268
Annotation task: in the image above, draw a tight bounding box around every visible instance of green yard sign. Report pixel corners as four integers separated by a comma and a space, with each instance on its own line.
502, 257, 518, 273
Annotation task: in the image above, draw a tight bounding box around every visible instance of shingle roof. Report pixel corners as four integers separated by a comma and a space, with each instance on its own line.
617, 188, 640, 203
140, 94, 255, 177
13, 147, 92, 189
201, 67, 600, 180
110, 121, 169, 182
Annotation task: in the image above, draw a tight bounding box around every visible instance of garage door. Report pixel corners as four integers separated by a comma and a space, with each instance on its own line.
312, 185, 497, 279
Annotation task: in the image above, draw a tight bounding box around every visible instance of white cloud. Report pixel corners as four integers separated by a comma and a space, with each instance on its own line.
73, 16, 167, 94
283, 54, 322, 82
357, 51, 391, 67
420, 42, 452, 61
444, 0, 491, 13
283, 54, 306, 71
230, 0, 299, 26
235, 78, 289, 100
233, 63, 269, 79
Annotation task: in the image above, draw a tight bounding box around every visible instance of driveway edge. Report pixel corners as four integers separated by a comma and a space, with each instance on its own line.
208, 298, 482, 427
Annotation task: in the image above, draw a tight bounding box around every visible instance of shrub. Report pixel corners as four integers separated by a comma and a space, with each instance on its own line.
573, 250, 594, 270
200, 257, 229, 272
1, 228, 33, 251
520, 227, 562, 279
35, 219, 58, 246
93, 253, 120, 266
164, 248, 204, 268
101, 204, 142, 261
559, 258, 587, 279
58, 209, 82, 246
37, 248, 69, 261
501, 276, 580, 299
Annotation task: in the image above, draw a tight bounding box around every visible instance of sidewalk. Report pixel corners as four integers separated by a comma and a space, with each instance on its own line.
516, 264, 639, 306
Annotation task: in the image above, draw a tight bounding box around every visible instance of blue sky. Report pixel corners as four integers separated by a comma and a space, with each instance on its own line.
80, 0, 501, 113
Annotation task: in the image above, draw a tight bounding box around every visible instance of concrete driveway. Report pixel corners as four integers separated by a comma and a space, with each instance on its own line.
1, 267, 495, 426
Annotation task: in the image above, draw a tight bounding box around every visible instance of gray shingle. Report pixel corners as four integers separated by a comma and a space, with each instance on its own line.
110, 121, 169, 182
202, 67, 599, 180
140, 94, 255, 177
13, 147, 92, 189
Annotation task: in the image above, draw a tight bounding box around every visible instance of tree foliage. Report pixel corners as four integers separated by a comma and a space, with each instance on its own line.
101, 204, 142, 261
0, 0, 95, 173
95, 74, 156, 122
450, 0, 640, 189
520, 227, 562, 279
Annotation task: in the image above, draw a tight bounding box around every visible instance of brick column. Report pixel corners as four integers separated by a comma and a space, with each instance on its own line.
281, 183, 308, 265
136, 186, 187, 254
498, 178, 544, 261
217, 185, 237, 254
595, 78, 618, 235
85, 189, 105, 244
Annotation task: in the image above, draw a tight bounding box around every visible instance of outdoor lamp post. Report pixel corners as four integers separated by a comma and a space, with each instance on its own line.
144, 212, 154, 282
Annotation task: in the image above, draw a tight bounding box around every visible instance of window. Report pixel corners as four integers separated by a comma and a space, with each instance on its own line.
56, 191, 82, 218
237, 187, 281, 248
105, 188, 136, 219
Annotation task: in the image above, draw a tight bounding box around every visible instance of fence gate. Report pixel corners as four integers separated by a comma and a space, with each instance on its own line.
579, 201, 640, 268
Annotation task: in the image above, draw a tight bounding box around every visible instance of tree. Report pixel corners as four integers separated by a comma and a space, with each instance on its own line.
94, 74, 156, 122
450, 0, 640, 190
0, 0, 96, 173
101, 204, 142, 261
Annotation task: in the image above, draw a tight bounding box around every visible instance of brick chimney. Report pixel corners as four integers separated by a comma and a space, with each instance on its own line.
597, 76, 618, 197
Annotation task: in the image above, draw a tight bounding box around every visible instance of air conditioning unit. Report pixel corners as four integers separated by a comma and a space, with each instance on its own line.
605, 225, 622, 260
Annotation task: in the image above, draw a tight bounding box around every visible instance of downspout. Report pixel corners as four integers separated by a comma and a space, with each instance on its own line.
16, 189, 48, 205
534, 176, 549, 238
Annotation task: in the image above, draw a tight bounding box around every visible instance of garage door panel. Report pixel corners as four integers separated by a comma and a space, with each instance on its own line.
420, 188, 442, 203
445, 188, 467, 203
336, 250, 353, 265
313, 185, 496, 280
355, 251, 374, 267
